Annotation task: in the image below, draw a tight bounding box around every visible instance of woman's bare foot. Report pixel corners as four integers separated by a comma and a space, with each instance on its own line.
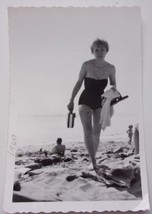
87, 163, 94, 170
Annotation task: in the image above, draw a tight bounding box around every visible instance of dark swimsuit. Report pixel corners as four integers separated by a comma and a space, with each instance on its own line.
78, 77, 108, 110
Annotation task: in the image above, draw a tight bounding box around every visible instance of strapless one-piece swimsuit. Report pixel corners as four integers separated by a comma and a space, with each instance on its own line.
78, 77, 108, 110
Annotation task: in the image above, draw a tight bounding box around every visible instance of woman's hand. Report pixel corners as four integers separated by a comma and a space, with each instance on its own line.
111, 86, 117, 92
101, 97, 106, 106
67, 101, 74, 112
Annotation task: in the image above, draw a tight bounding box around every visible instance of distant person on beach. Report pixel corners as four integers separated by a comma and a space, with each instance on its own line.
39, 148, 48, 157
51, 138, 66, 156
126, 125, 133, 144
67, 39, 117, 170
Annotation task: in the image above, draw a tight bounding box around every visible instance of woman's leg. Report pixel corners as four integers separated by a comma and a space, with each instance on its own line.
92, 108, 102, 155
79, 105, 96, 167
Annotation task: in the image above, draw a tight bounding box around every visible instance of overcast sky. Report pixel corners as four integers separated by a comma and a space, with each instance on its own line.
8, 7, 141, 117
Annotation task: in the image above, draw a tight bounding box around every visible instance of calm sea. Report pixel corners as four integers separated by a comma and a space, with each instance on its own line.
14, 114, 138, 147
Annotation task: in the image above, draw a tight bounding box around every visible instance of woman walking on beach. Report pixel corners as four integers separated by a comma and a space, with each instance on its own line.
67, 39, 117, 170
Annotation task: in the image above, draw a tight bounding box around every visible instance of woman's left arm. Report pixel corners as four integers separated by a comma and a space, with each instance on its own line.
109, 65, 117, 89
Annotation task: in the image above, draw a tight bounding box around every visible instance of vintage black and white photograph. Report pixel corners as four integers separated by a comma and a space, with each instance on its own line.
4, 6, 149, 212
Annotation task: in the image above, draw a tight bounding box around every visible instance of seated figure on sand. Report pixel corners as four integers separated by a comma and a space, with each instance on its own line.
51, 138, 66, 156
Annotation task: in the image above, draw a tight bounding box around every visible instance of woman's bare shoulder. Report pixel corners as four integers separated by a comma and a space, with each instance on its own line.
105, 61, 115, 69
105, 62, 116, 74
83, 59, 95, 67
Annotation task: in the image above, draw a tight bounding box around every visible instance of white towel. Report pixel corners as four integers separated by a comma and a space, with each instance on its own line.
100, 88, 120, 130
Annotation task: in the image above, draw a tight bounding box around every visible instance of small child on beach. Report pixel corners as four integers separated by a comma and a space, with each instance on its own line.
126, 125, 133, 144
51, 138, 66, 156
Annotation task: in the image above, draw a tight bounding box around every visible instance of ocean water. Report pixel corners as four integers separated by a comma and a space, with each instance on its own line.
14, 114, 138, 147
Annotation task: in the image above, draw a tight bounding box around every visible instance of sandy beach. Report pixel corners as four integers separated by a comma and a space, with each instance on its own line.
13, 140, 142, 202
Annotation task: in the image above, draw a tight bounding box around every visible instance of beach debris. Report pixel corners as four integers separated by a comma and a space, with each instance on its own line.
120, 153, 129, 159
25, 163, 41, 170
113, 146, 129, 153
98, 157, 108, 164
71, 149, 78, 152
101, 172, 128, 187
15, 160, 25, 165
95, 163, 140, 188
13, 181, 21, 191
106, 150, 113, 154
105, 145, 134, 160
51, 156, 61, 164
71, 156, 78, 160
64, 157, 73, 162
66, 175, 78, 182
16, 153, 23, 157
82, 158, 89, 162
34, 156, 62, 166
80, 153, 89, 157
15, 168, 31, 177
38, 159, 53, 166
81, 172, 100, 182
27, 169, 43, 176
107, 167, 135, 188
134, 155, 140, 162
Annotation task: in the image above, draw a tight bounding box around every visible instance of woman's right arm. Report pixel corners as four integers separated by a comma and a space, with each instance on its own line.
67, 62, 87, 112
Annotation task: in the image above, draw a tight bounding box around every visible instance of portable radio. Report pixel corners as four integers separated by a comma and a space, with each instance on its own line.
67, 112, 76, 128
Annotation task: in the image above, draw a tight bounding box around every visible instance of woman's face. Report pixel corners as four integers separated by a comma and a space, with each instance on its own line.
92, 45, 107, 59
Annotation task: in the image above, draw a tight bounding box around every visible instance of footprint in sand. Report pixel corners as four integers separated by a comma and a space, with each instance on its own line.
80, 183, 93, 192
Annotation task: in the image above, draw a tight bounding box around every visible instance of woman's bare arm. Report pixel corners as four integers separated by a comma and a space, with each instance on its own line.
109, 66, 117, 89
67, 62, 87, 111
69, 62, 87, 102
